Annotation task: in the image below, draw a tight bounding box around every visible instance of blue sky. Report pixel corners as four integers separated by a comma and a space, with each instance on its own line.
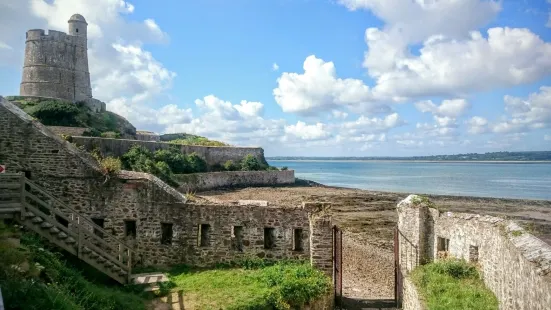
0, 0, 550, 156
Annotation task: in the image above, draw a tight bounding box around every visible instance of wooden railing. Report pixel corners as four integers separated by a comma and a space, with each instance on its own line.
0, 173, 136, 282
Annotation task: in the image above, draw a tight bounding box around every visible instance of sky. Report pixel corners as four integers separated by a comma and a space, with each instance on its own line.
0, 0, 550, 157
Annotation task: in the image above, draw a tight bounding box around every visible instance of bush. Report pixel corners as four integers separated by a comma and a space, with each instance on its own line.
223, 160, 238, 171
100, 157, 121, 175
281, 166, 288, 171
82, 128, 101, 137
241, 154, 262, 171
27, 100, 82, 126
187, 152, 207, 173
100, 131, 121, 139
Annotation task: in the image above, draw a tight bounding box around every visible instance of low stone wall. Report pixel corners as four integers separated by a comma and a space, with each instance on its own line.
71, 136, 267, 168
397, 195, 551, 310
403, 277, 425, 310
46, 126, 88, 136
175, 170, 295, 192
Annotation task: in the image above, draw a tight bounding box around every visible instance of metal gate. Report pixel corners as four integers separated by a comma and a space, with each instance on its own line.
333, 225, 343, 307
394, 226, 403, 308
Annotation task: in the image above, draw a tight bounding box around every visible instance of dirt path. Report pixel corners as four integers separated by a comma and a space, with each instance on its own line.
199, 185, 551, 302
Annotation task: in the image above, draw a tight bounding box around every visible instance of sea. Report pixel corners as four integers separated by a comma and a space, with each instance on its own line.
267, 160, 551, 201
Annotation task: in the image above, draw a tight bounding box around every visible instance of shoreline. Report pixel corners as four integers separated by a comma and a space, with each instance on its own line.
268, 159, 551, 164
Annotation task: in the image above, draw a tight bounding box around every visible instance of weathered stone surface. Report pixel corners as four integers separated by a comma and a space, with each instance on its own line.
397, 194, 551, 310
403, 277, 425, 310
46, 126, 88, 136
176, 171, 295, 192
21, 18, 91, 102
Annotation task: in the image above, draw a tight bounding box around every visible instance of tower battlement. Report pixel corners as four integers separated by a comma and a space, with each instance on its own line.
20, 14, 92, 102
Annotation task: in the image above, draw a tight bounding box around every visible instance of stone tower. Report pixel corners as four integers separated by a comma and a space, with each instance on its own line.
20, 14, 92, 102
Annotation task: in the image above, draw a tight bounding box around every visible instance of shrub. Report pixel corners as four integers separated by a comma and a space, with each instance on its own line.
241, 154, 262, 171
100, 131, 121, 139
100, 157, 121, 175
187, 152, 207, 173
281, 166, 288, 171
82, 128, 101, 137
28, 100, 82, 126
223, 160, 238, 171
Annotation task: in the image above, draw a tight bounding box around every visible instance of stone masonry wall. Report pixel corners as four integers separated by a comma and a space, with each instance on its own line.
402, 277, 425, 310
71, 136, 268, 168
175, 170, 295, 192
21, 28, 91, 102
397, 195, 551, 310
46, 126, 88, 136
0, 97, 331, 270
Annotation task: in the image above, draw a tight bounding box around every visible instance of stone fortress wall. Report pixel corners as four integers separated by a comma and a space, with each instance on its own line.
397, 195, 551, 310
175, 170, 295, 192
21, 14, 92, 102
0, 97, 332, 272
71, 136, 269, 168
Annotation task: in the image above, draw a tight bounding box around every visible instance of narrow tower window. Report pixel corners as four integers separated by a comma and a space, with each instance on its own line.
264, 228, 276, 249
293, 228, 304, 251
161, 223, 173, 245
76, 28, 79, 33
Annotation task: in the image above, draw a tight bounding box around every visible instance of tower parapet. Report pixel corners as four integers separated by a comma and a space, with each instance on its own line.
20, 14, 92, 102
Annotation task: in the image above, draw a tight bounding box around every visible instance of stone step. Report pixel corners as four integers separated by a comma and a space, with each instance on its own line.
40, 222, 53, 229
57, 232, 68, 239
131, 273, 169, 285
24, 212, 35, 218
32, 216, 43, 223
65, 237, 76, 244
50, 227, 60, 234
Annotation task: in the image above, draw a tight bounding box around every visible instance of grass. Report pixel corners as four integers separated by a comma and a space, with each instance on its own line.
169, 136, 229, 147
410, 259, 498, 310
162, 259, 331, 310
0, 223, 147, 310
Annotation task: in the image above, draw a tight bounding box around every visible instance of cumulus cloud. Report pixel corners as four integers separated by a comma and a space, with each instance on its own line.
272, 63, 279, 71
545, 135, 551, 141
284, 122, 331, 140
415, 99, 471, 118
465, 116, 489, 134
273, 55, 389, 115
372, 28, 551, 99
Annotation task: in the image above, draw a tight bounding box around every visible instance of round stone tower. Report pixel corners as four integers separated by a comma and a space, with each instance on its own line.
20, 14, 92, 102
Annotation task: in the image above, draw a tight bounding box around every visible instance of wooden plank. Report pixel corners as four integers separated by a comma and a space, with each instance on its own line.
23, 217, 77, 256
79, 252, 127, 284
24, 191, 72, 222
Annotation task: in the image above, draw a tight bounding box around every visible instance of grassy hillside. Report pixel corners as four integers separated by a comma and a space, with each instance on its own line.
0, 222, 146, 310
7, 96, 136, 138
160, 133, 229, 146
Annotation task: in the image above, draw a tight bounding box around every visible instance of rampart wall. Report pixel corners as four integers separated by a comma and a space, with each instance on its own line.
46, 126, 88, 136
71, 136, 268, 168
175, 170, 295, 192
0, 97, 332, 272
397, 195, 551, 310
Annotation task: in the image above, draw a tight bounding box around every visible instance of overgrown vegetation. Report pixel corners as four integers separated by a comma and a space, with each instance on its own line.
10, 98, 135, 138
163, 257, 331, 310
120, 145, 208, 185
160, 133, 229, 146
0, 223, 146, 310
410, 259, 498, 310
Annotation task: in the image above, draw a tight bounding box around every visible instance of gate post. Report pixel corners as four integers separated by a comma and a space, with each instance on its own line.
394, 226, 403, 308
333, 225, 343, 308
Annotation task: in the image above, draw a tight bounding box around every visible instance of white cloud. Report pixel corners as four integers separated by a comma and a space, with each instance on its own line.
372, 28, 551, 99
194, 95, 264, 120
465, 116, 488, 134
545, 135, 551, 141
272, 63, 279, 71
108, 98, 192, 131
0, 41, 12, 50
492, 86, 551, 133
273, 55, 389, 115
341, 113, 404, 135
284, 121, 331, 141
331, 110, 348, 120
415, 99, 470, 118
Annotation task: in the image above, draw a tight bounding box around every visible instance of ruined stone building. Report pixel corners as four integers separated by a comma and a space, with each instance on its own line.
20, 14, 104, 112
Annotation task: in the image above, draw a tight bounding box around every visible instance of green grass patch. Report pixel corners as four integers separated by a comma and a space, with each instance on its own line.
165, 259, 331, 310
410, 259, 498, 310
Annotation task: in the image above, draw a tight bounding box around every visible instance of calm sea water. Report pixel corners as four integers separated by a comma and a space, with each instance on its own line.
268, 160, 551, 200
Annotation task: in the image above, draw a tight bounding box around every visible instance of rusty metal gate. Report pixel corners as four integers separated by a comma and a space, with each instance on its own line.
333, 225, 343, 308
394, 226, 403, 308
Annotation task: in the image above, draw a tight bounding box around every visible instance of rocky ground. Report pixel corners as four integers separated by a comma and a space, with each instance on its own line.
198, 183, 551, 307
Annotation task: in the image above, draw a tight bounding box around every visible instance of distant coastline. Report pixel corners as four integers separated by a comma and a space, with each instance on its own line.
268, 159, 551, 164
267, 150, 551, 162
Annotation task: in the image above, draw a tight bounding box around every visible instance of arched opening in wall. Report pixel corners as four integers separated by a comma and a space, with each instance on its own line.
76, 28, 79, 33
